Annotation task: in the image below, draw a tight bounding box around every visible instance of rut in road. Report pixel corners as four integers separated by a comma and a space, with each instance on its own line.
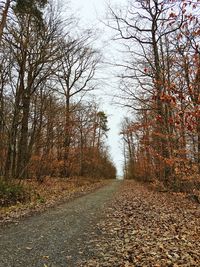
0, 181, 120, 267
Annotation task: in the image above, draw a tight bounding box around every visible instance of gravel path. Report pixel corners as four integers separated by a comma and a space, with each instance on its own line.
0, 181, 120, 267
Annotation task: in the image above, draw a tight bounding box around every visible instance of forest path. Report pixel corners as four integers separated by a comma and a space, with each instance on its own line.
0, 180, 121, 267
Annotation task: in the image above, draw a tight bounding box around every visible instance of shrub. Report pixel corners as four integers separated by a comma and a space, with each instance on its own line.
0, 179, 29, 207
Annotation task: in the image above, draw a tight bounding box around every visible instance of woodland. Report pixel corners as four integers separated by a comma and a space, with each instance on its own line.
0, 1, 200, 266
117, 0, 200, 195
0, 0, 200, 211
0, 0, 116, 208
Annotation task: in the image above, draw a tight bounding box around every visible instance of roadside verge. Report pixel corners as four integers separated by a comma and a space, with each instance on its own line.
0, 177, 111, 226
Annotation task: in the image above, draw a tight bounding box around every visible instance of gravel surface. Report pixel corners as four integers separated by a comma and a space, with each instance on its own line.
0, 181, 120, 267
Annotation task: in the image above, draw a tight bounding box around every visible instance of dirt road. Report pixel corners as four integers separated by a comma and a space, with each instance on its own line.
0, 181, 120, 267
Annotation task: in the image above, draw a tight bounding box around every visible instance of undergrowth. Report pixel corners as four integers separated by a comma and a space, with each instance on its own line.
0, 179, 29, 207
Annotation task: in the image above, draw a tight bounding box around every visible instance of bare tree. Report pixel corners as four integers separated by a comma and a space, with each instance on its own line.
4, 1, 60, 179
109, 0, 186, 182
55, 35, 101, 176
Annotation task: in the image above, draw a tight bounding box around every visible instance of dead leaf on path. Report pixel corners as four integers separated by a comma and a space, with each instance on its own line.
42, 255, 49, 259
66, 255, 72, 259
25, 246, 32, 250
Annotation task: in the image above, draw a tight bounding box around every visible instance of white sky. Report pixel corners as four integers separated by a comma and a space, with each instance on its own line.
68, 0, 126, 176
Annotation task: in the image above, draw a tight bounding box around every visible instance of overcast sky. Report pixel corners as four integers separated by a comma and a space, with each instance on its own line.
68, 0, 126, 176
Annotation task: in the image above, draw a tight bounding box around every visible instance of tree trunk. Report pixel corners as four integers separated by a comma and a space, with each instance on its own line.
0, 0, 11, 42
4, 78, 23, 179
16, 93, 31, 179
63, 93, 71, 177
197, 118, 200, 174
152, 17, 171, 182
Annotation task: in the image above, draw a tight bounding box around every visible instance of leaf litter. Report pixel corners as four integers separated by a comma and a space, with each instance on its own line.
0, 177, 108, 225
79, 180, 200, 267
